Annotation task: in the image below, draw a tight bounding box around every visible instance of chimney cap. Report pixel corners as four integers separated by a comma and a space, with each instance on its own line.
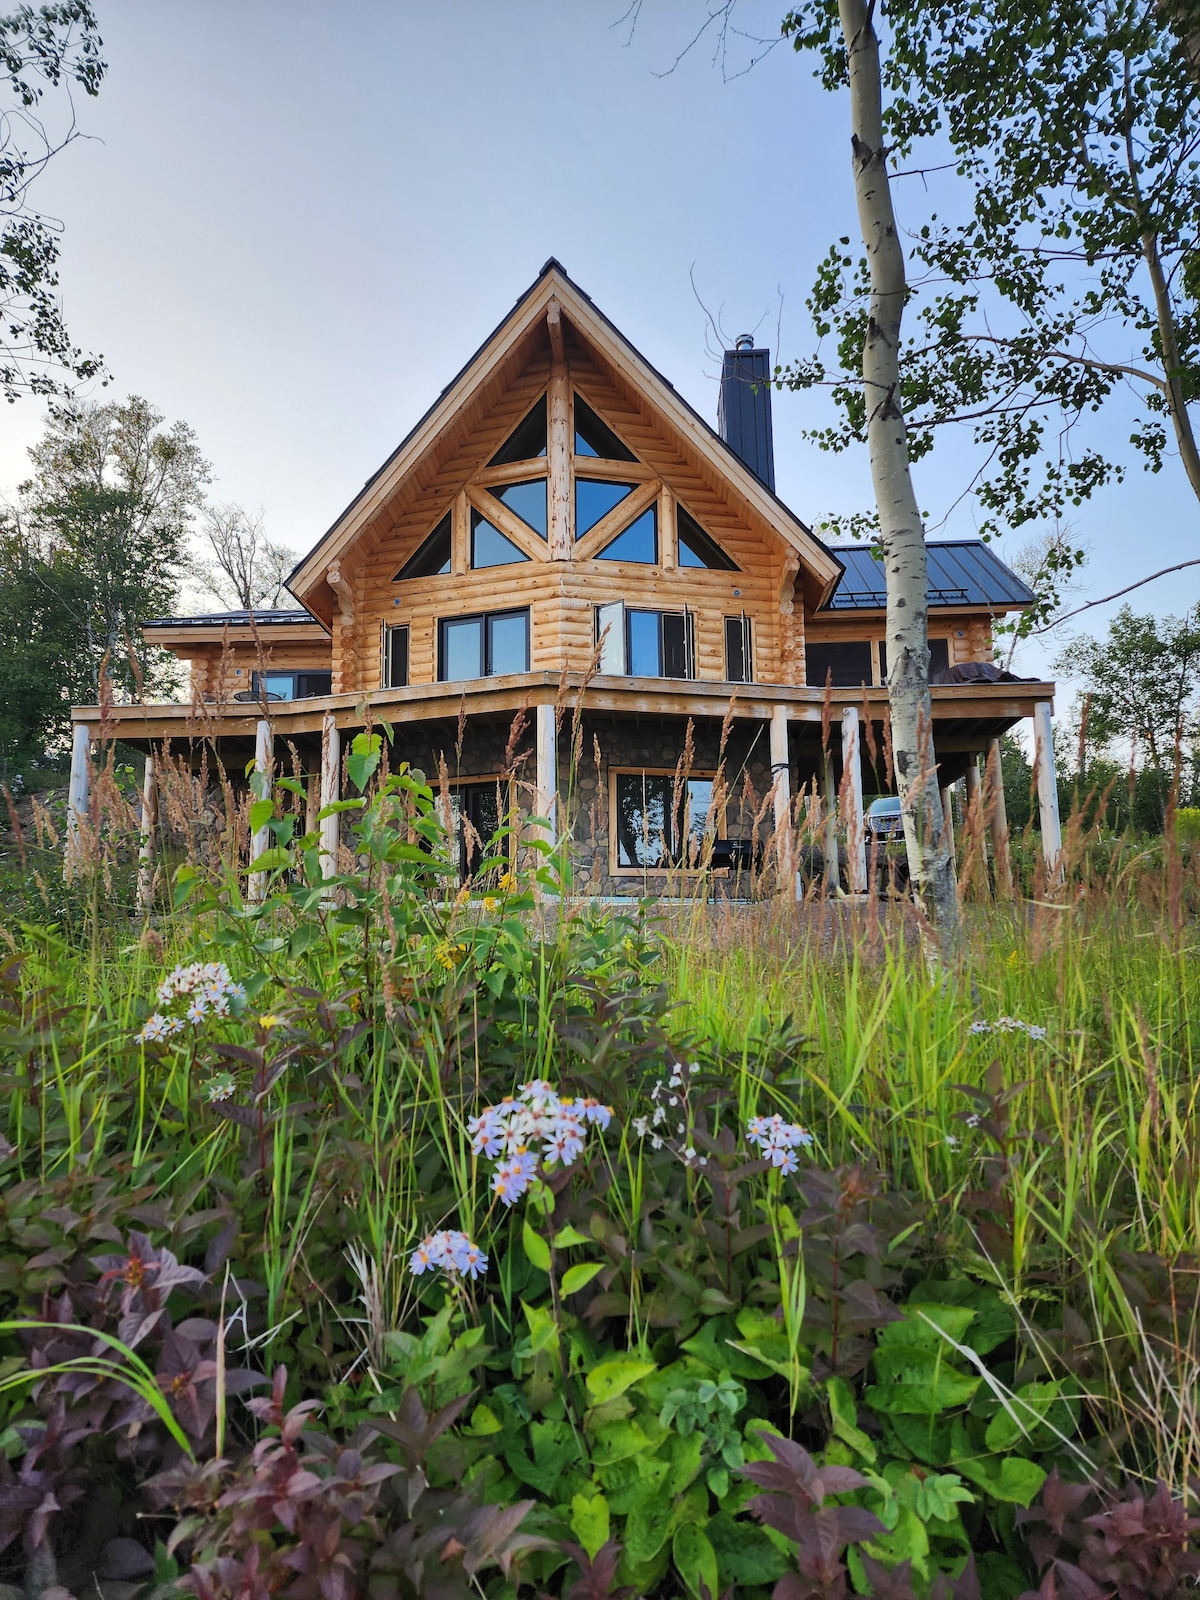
735, 333, 756, 351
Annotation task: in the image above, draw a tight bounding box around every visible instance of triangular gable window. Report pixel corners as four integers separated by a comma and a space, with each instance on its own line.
471, 508, 530, 568
574, 395, 637, 461
493, 478, 547, 538
394, 512, 451, 580
489, 396, 547, 465
577, 478, 635, 537
678, 505, 739, 571
598, 506, 657, 564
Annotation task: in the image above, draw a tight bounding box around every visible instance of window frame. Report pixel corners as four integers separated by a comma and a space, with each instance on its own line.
608, 767, 726, 877
438, 773, 519, 882
594, 604, 695, 680
437, 607, 530, 683
381, 623, 410, 689
251, 669, 333, 702
724, 614, 753, 683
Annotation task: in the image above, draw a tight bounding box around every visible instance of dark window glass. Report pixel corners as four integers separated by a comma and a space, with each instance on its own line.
487, 610, 529, 676
489, 396, 547, 464
576, 478, 634, 537
394, 512, 452, 581
626, 610, 661, 677
574, 395, 637, 461
295, 671, 333, 699
615, 774, 716, 868
806, 640, 873, 687
450, 781, 505, 880
384, 625, 409, 689
878, 639, 887, 684
598, 507, 657, 564
254, 670, 333, 701
471, 509, 529, 568
725, 615, 752, 683
493, 478, 547, 538
929, 637, 950, 680
677, 505, 738, 570
662, 611, 692, 679
441, 617, 483, 681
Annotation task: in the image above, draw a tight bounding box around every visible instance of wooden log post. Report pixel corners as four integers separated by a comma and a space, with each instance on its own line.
136, 753, 158, 913
769, 704, 797, 897
319, 711, 341, 881
939, 784, 957, 863
841, 707, 867, 895
535, 702, 558, 848
1033, 701, 1063, 879
822, 749, 840, 895
546, 302, 572, 561
64, 722, 92, 880
247, 719, 273, 903
985, 737, 1014, 897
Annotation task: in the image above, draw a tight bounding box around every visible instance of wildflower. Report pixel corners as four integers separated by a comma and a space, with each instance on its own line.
483, 895, 498, 911
747, 1114, 813, 1166
971, 1016, 1048, 1041
258, 1014, 282, 1030
409, 1229, 487, 1281
944, 1135, 960, 1149
469, 1079, 614, 1197
203, 1073, 237, 1104
499, 870, 516, 891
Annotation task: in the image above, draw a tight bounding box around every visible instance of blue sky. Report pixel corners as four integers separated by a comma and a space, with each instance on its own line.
2, 0, 1195, 694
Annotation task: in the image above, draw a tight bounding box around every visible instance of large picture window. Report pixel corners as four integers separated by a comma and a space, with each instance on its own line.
438, 608, 530, 682
251, 670, 332, 702
594, 603, 693, 679
612, 771, 719, 870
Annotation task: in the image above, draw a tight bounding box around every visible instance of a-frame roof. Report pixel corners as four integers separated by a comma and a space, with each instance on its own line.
287, 259, 843, 626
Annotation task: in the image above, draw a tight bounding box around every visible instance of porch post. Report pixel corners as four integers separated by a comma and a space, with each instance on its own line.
769, 704, 796, 896
841, 707, 867, 894
247, 719, 272, 903
1033, 702, 1063, 878
535, 702, 558, 847
64, 722, 92, 879
822, 750, 840, 894
319, 711, 341, 880
136, 753, 158, 913
985, 737, 1014, 897
939, 783, 956, 861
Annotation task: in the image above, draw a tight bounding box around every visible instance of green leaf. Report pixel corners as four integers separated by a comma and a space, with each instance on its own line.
248, 798, 275, 833
562, 1262, 604, 1295
586, 1356, 657, 1406
570, 1491, 610, 1560
521, 1219, 550, 1272
247, 846, 292, 874
984, 1382, 1064, 1452
707, 1513, 789, 1588
828, 1374, 876, 1463
465, 1403, 503, 1436
626, 1494, 674, 1566
553, 1224, 592, 1247
346, 731, 382, 793
673, 1523, 720, 1600
521, 1299, 559, 1355
989, 1456, 1047, 1506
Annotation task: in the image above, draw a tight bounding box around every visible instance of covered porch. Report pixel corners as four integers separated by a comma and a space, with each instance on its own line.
65, 672, 1060, 900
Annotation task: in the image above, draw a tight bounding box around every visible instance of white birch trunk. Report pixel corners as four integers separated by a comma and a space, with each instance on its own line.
837, 0, 960, 958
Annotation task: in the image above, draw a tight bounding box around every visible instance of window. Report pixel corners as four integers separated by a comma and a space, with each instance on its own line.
574, 395, 637, 461
471, 508, 529, 568
447, 780, 510, 881
439, 608, 529, 681
876, 637, 949, 684
492, 478, 547, 538
595, 604, 693, 678
724, 615, 753, 683
678, 505, 738, 571
597, 507, 657, 564
489, 396, 547, 464
252, 670, 332, 701
394, 512, 451, 581
382, 624, 409, 689
576, 478, 635, 537
806, 640, 873, 687
614, 772, 718, 869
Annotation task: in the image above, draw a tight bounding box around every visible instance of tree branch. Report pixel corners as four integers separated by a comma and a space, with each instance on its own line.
1028, 559, 1200, 634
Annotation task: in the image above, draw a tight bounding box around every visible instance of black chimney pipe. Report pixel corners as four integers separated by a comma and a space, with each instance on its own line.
718, 334, 775, 492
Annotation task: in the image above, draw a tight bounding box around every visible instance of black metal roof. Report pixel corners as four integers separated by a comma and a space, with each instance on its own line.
823, 541, 1036, 611
143, 609, 324, 630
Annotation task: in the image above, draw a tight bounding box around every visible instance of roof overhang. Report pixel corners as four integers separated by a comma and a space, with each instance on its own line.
287, 261, 844, 625
143, 616, 331, 652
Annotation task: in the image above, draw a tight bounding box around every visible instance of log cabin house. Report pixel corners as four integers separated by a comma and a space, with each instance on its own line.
67, 260, 1061, 895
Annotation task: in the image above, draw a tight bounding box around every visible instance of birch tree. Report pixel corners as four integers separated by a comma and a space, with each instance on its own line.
792, 0, 960, 953
189, 503, 298, 612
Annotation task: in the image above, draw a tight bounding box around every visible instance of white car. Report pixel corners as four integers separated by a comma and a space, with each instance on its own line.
866, 796, 904, 842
